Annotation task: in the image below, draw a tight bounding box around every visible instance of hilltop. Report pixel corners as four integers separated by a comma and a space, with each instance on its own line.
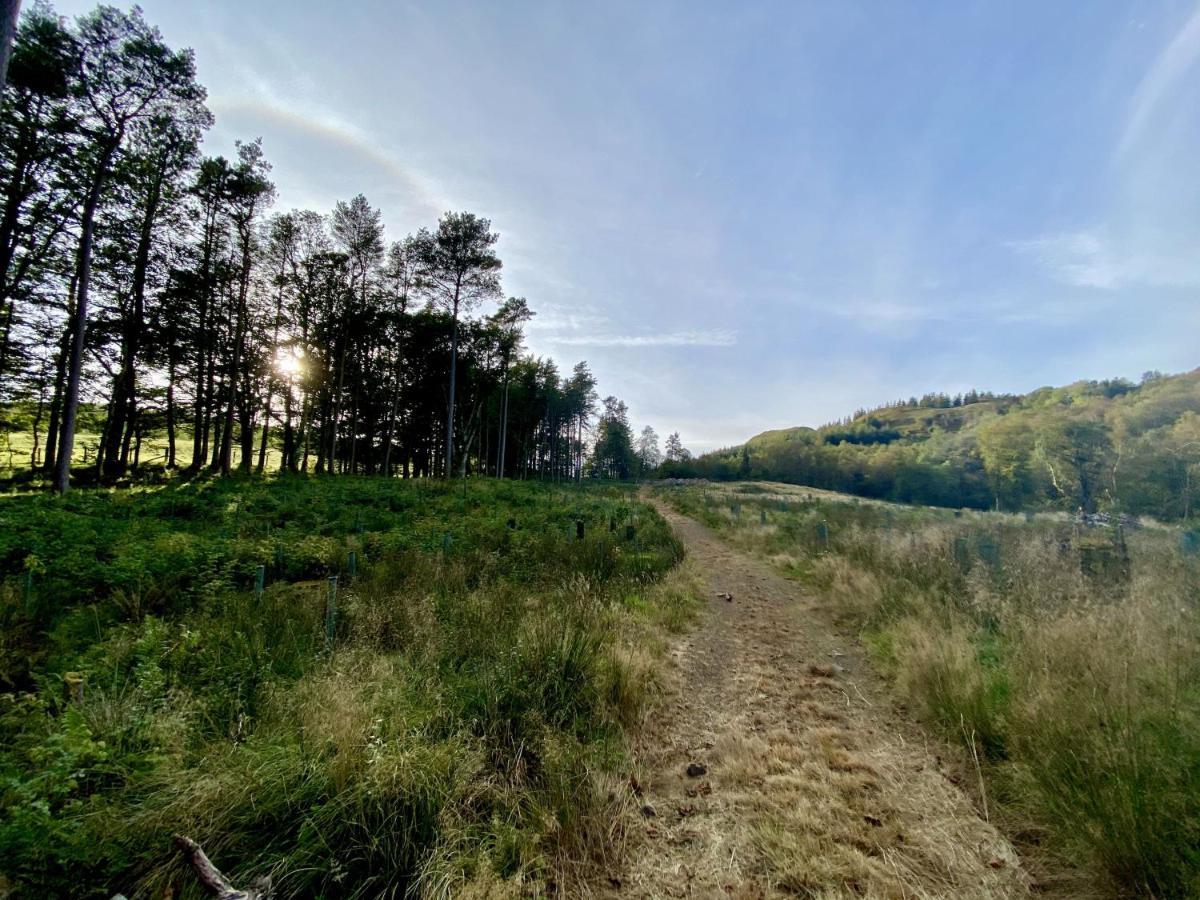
668, 369, 1200, 520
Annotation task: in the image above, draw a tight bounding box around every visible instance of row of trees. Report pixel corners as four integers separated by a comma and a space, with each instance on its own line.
0, 3, 660, 487
668, 371, 1200, 520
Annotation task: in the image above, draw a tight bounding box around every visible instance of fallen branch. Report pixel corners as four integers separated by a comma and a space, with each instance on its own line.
172, 834, 270, 900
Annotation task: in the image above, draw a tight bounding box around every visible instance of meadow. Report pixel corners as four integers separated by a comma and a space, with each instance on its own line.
658, 480, 1200, 898
0, 476, 697, 898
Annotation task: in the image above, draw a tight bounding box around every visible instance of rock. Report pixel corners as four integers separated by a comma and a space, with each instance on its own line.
641, 804, 657, 817
686, 762, 707, 777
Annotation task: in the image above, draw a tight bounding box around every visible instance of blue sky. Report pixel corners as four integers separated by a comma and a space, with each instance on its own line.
56, 0, 1200, 451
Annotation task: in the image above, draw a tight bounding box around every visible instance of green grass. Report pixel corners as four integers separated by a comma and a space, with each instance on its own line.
658, 480, 1200, 897
0, 475, 695, 898
0, 428, 286, 480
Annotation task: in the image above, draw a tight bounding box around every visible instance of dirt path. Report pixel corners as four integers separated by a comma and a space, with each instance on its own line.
596, 500, 1028, 899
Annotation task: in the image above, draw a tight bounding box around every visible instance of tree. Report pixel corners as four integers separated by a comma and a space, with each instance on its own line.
209, 140, 272, 475
412, 211, 501, 477
636, 425, 661, 472
590, 395, 635, 480
326, 194, 381, 471
0, 5, 629, 490
664, 431, 686, 462
0, 5, 77, 396
489, 296, 531, 477
54, 5, 206, 492
378, 235, 415, 476
99, 108, 208, 480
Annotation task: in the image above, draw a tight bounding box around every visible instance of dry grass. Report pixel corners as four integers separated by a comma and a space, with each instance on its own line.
664, 481, 1200, 896
717, 699, 1019, 900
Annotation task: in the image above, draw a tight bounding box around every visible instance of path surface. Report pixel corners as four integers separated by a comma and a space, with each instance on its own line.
596, 500, 1029, 899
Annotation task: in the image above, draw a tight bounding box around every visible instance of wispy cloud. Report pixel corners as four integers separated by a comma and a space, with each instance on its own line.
545, 329, 737, 348
1009, 230, 1200, 291
1009, 231, 1124, 289
1119, 2, 1200, 157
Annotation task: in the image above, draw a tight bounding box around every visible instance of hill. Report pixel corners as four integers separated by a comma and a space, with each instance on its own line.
668, 369, 1200, 520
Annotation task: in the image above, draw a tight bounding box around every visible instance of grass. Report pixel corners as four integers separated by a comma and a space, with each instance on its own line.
658, 479, 1200, 897
0, 475, 699, 898
0, 427, 285, 480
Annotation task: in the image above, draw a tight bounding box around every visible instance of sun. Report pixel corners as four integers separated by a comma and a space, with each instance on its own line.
276, 347, 304, 377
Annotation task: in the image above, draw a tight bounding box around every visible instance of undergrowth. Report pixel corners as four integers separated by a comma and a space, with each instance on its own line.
661, 481, 1200, 897
0, 475, 696, 898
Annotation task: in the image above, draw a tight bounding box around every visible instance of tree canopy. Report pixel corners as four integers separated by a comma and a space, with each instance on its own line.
0, 3, 655, 486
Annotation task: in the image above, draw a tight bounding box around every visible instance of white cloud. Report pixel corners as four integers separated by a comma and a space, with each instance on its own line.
545, 329, 737, 348
1009, 231, 1124, 289
1009, 229, 1200, 291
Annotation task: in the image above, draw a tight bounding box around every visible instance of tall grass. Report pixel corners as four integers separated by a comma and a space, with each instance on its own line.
662, 482, 1200, 896
0, 476, 696, 898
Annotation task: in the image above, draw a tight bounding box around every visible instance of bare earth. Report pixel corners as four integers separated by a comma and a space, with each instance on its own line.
594, 499, 1029, 899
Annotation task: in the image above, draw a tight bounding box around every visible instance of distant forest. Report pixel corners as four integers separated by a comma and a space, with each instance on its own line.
664, 370, 1200, 521
0, 4, 644, 490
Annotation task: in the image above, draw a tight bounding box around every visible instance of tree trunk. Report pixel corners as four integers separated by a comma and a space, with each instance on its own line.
238, 375, 254, 473
382, 373, 400, 476
55, 142, 116, 494
166, 358, 177, 467
497, 364, 509, 478
220, 242, 252, 474
41, 305, 71, 474
445, 312, 459, 477
190, 203, 219, 471
102, 157, 164, 481
0, 0, 20, 95
328, 325, 348, 473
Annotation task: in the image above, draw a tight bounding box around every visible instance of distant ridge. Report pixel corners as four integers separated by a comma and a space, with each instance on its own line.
665, 369, 1200, 520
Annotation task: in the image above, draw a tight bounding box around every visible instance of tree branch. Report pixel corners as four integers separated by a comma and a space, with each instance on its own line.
172, 834, 268, 900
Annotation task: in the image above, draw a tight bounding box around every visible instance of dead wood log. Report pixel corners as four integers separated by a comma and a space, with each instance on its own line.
172, 834, 270, 900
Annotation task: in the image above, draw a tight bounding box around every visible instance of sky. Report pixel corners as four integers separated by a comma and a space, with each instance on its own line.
53, 0, 1200, 452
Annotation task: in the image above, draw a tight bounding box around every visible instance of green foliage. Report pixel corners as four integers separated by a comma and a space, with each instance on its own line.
590, 396, 636, 480
670, 369, 1200, 521
0, 476, 690, 897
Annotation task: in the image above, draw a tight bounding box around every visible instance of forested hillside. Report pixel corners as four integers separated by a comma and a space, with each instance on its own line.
0, 5, 641, 490
667, 369, 1200, 520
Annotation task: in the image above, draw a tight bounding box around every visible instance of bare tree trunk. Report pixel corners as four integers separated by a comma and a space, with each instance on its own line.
172, 834, 270, 900
220, 251, 252, 474
55, 142, 116, 494
0, 0, 20, 95
102, 157, 163, 481
41, 303, 71, 474
382, 373, 400, 476
328, 329, 347, 472
445, 311, 459, 477
299, 391, 311, 473
166, 359, 177, 467
497, 365, 509, 478
191, 209, 218, 471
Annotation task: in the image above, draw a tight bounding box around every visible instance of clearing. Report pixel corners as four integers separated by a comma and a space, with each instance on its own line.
596, 497, 1029, 899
